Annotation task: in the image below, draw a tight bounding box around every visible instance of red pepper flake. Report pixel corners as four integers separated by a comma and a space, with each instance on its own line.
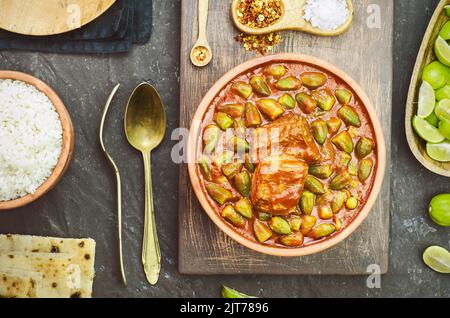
236, 0, 283, 29
236, 32, 281, 55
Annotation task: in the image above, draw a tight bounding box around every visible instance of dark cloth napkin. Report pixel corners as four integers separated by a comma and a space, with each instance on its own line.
0, 0, 152, 54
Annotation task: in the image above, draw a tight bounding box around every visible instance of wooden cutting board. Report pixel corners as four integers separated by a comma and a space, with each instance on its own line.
179, 0, 393, 275
0, 0, 115, 36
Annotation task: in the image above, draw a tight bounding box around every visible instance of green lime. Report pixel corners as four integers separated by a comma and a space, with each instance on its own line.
440, 21, 450, 40
429, 194, 450, 227
413, 116, 445, 143
439, 119, 450, 139
435, 36, 450, 67
427, 140, 450, 161
425, 111, 439, 127
418, 81, 436, 118
423, 246, 450, 274
422, 61, 450, 89
435, 99, 450, 121
435, 84, 450, 101
222, 286, 255, 298
446, 5, 450, 17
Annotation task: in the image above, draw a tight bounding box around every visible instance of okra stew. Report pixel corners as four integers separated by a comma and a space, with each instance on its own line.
197, 61, 377, 249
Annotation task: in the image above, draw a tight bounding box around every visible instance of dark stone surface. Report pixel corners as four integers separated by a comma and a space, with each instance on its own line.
0, 0, 448, 298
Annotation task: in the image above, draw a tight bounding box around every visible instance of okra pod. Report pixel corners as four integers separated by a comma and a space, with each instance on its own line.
337, 151, 352, 168
289, 215, 302, 231
234, 170, 251, 196
217, 103, 245, 118
280, 232, 304, 247
301, 215, 317, 235
278, 93, 296, 109
221, 162, 243, 179
337, 105, 361, 127
326, 117, 342, 135
331, 131, 354, 154
263, 65, 287, 78
311, 223, 336, 239
269, 216, 292, 235
331, 191, 347, 213
335, 88, 353, 104
244, 153, 255, 172
329, 170, 352, 190
253, 219, 273, 243
203, 124, 221, 154
274, 76, 302, 91
234, 197, 253, 219
250, 75, 271, 97
221, 205, 246, 228
228, 136, 250, 153
300, 72, 327, 89
295, 92, 317, 114
244, 102, 262, 127
308, 164, 334, 179
304, 175, 325, 194
206, 183, 233, 205
214, 112, 234, 130
311, 119, 328, 145
234, 118, 246, 137
355, 137, 374, 158
312, 89, 335, 111
300, 190, 315, 215
258, 212, 271, 221
318, 205, 333, 220
232, 81, 253, 99
199, 155, 212, 181
358, 158, 373, 182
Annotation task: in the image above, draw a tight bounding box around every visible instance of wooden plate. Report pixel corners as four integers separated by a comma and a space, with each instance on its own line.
0, 0, 116, 36
406, 0, 450, 177
0, 71, 74, 211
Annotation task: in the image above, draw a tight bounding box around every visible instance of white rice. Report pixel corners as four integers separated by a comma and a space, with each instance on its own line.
0, 79, 62, 201
303, 0, 349, 31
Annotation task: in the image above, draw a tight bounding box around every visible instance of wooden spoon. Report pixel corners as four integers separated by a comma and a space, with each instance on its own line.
190, 0, 212, 67
124, 82, 166, 285
231, 0, 354, 36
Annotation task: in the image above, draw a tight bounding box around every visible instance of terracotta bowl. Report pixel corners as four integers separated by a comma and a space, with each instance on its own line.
188, 53, 386, 257
0, 71, 74, 211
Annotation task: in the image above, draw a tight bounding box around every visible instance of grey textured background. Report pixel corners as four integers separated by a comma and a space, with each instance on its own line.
0, 0, 449, 297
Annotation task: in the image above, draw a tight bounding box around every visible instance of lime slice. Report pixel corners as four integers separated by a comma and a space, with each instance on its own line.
440, 21, 450, 40
429, 194, 450, 227
413, 116, 445, 143
446, 5, 450, 17
439, 119, 450, 139
435, 84, 450, 101
423, 246, 450, 274
425, 111, 439, 127
422, 61, 450, 89
435, 99, 450, 121
418, 81, 436, 118
435, 36, 450, 67
427, 140, 450, 161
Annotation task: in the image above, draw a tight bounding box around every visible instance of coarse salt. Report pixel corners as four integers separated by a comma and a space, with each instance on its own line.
303, 0, 349, 31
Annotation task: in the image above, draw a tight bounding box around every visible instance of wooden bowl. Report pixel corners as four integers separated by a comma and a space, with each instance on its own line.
0, 71, 74, 211
188, 53, 386, 257
406, 0, 450, 177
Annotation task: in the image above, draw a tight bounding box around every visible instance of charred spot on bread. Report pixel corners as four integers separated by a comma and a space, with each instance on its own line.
50, 245, 60, 253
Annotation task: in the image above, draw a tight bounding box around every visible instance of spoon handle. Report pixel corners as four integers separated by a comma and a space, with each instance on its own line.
142, 151, 161, 285
197, 0, 209, 40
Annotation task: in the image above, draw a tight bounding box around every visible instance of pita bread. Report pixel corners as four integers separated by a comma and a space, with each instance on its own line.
0, 269, 42, 298
0, 235, 96, 298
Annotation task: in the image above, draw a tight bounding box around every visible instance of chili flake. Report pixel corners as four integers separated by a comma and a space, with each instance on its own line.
236, 32, 281, 55
236, 0, 283, 29
193, 46, 210, 62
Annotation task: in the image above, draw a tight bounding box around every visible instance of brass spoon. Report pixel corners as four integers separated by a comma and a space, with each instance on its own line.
124, 82, 166, 285
190, 0, 212, 67
99, 83, 127, 286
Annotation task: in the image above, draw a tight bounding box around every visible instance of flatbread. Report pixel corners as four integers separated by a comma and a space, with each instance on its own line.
0, 235, 96, 298
0, 269, 42, 298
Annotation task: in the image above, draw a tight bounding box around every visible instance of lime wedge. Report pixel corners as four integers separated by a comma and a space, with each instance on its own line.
418, 81, 436, 118
440, 21, 450, 40
435, 36, 450, 67
423, 246, 450, 274
422, 61, 450, 89
439, 119, 450, 139
427, 140, 450, 161
435, 99, 450, 121
425, 111, 439, 127
435, 84, 450, 101
413, 116, 445, 143
446, 5, 450, 17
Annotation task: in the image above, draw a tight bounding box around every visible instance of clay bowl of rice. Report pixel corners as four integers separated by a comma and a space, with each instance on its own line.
0, 71, 74, 211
